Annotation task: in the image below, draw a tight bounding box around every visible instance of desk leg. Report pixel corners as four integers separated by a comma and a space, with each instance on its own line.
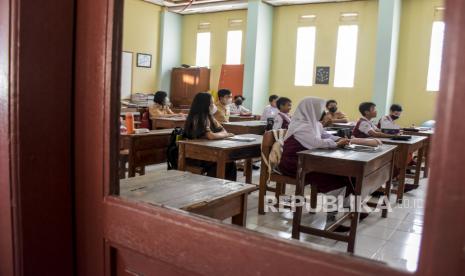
231, 194, 247, 226
397, 147, 409, 203
414, 146, 424, 186
245, 158, 252, 184
348, 176, 362, 253
383, 154, 395, 218
216, 152, 227, 179
423, 140, 430, 178
178, 143, 186, 171
292, 157, 306, 240
258, 161, 268, 215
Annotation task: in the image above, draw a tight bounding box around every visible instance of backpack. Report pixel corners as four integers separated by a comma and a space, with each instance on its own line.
166, 127, 184, 170
261, 129, 286, 180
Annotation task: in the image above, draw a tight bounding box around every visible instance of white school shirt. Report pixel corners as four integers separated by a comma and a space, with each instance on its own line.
261, 105, 279, 120
273, 112, 291, 130
230, 104, 250, 114
379, 115, 400, 129
358, 117, 380, 136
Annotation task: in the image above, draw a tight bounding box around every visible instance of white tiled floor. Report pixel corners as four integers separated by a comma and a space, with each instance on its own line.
143, 163, 427, 272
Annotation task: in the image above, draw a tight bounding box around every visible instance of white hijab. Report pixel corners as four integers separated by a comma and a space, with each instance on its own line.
284, 97, 327, 149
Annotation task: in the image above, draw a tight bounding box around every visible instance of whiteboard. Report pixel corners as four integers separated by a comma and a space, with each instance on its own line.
121, 52, 133, 100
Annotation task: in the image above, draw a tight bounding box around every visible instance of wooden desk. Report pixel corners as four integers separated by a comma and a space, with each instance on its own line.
120, 170, 256, 226
222, 121, 267, 135
292, 145, 397, 253
151, 117, 185, 130
379, 136, 428, 202
331, 122, 355, 129
120, 129, 172, 177
178, 134, 262, 184
403, 129, 434, 178
171, 108, 189, 114
229, 115, 257, 122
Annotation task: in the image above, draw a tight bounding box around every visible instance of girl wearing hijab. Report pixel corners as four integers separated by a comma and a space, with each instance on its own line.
279, 97, 351, 193
184, 92, 237, 180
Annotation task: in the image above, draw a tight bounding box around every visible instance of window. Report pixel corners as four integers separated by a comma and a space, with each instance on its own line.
226, 30, 243, 65
334, 25, 359, 88
294, 26, 316, 86
426, 21, 445, 91
196, 32, 211, 67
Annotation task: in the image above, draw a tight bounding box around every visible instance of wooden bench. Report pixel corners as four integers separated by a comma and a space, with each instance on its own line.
120, 170, 257, 226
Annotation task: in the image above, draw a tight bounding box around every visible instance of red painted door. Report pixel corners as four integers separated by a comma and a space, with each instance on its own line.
2, 0, 465, 275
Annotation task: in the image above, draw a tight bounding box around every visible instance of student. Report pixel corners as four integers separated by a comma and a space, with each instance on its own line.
278, 97, 379, 231
352, 102, 397, 138
213, 89, 233, 123
320, 99, 349, 127
184, 92, 237, 181
273, 97, 292, 130
149, 91, 184, 119
230, 95, 252, 116
261, 94, 279, 120
378, 104, 417, 185
378, 104, 402, 130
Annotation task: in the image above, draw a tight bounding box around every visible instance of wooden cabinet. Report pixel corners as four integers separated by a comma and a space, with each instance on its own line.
170, 67, 210, 108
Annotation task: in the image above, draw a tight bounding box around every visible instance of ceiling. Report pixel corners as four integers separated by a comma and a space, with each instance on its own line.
145, 0, 358, 14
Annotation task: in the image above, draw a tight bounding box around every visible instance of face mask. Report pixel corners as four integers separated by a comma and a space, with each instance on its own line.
391, 115, 399, 120
329, 107, 337, 113
227, 98, 233, 105
164, 99, 171, 106
209, 104, 218, 115
235, 100, 243, 106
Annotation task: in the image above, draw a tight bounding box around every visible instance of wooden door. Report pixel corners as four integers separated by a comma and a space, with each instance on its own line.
1, 0, 465, 275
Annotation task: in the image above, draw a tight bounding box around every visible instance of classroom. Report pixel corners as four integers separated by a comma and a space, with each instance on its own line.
118, 0, 440, 271
2, 0, 464, 275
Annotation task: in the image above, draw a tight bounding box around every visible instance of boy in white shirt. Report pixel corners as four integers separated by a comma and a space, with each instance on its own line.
273, 97, 292, 129
378, 104, 402, 130
261, 95, 279, 120
353, 102, 396, 138
230, 95, 252, 115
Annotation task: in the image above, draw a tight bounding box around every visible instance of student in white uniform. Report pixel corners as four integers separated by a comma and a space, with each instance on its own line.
378, 104, 402, 130
273, 97, 292, 129
261, 95, 279, 120
230, 95, 252, 115
352, 102, 396, 138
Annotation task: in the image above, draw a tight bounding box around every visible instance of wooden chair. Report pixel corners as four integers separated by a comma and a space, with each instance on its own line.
258, 130, 318, 214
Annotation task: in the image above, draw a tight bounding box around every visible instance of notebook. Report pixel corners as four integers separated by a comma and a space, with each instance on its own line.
344, 144, 380, 152
391, 135, 412, 141
226, 135, 256, 142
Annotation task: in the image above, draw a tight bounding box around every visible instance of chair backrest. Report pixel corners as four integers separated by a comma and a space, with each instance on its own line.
261, 131, 277, 159
261, 129, 287, 175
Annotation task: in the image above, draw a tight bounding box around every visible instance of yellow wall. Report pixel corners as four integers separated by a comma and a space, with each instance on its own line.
394, 0, 443, 126
123, 0, 161, 94
181, 10, 248, 91
270, 0, 379, 122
